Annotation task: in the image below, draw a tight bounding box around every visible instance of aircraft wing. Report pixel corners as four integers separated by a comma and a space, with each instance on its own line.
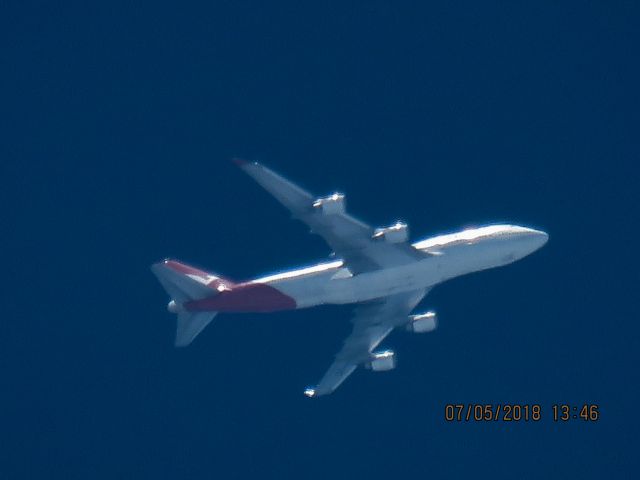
306, 288, 429, 397
235, 160, 424, 274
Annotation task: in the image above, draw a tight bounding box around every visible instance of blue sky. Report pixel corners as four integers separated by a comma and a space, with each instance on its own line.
2, 1, 638, 478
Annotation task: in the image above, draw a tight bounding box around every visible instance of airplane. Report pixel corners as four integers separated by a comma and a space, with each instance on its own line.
151, 160, 548, 397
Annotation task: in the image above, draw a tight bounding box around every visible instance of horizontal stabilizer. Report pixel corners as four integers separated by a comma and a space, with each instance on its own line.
176, 311, 218, 347
151, 259, 231, 346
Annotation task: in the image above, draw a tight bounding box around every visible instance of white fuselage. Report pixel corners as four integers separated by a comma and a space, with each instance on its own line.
251, 225, 548, 309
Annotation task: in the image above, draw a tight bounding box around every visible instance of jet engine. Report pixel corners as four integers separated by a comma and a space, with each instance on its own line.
313, 193, 345, 215
365, 350, 396, 371
373, 221, 408, 243
406, 311, 438, 333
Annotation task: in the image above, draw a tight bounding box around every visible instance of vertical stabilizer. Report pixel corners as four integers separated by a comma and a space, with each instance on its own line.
151, 259, 231, 346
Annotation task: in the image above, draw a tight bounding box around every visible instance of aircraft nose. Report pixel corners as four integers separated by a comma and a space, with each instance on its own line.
520, 227, 549, 251
530, 228, 548, 246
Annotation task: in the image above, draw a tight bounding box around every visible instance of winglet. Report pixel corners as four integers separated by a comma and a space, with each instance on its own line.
303, 387, 317, 398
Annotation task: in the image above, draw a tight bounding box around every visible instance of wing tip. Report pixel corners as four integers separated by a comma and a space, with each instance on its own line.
303, 387, 318, 398
232, 157, 260, 168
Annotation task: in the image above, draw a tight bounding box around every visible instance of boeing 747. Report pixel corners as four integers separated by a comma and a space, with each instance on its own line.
152, 160, 548, 397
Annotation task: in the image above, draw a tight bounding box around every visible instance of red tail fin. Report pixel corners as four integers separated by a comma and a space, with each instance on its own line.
151, 259, 234, 347
160, 260, 236, 293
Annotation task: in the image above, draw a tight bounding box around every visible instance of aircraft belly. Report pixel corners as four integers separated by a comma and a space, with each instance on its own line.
324, 260, 438, 304
261, 257, 460, 308
262, 269, 345, 308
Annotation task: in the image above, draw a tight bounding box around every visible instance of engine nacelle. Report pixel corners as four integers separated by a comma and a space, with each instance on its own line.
406, 311, 438, 333
373, 221, 409, 243
313, 193, 345, 215
365, 350, 396, 371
